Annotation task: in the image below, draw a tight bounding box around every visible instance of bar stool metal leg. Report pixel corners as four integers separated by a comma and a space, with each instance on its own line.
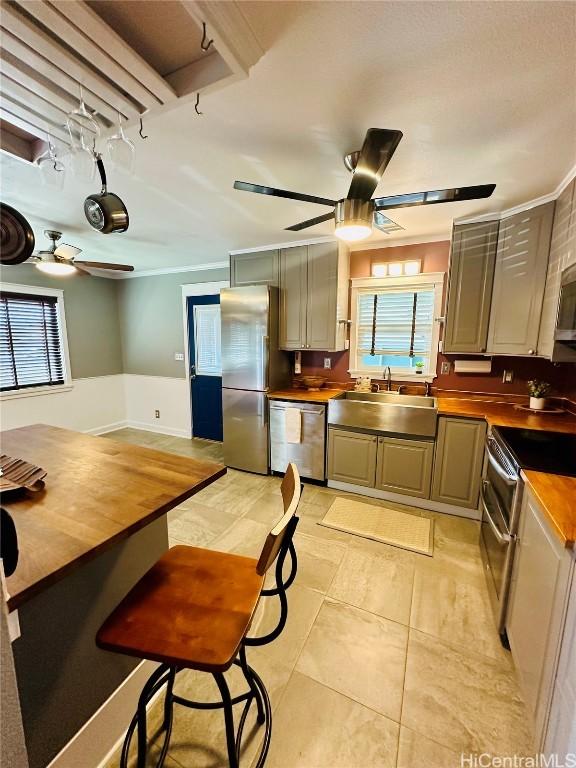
213, 672, 239, 768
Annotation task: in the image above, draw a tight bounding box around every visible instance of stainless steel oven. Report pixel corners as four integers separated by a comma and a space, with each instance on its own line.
479, 431, 523, 643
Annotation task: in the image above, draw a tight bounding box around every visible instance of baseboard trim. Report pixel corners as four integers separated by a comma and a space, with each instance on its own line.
327, 481, 481, 520
46, 660, 159, 768
85, 420, 128, 436
126, 420, 192, 439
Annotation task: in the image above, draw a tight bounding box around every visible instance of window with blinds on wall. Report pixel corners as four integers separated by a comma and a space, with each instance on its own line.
356, 287, 435, 373
0, 292, 66, 392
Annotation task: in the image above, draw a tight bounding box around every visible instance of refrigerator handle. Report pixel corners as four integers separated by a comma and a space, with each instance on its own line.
262, 335, 269, 389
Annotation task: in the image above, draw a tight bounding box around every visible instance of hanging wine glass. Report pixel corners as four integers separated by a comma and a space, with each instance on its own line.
66, 85, 100, 181
37, 136, 65, 189
107, 112, 135, 175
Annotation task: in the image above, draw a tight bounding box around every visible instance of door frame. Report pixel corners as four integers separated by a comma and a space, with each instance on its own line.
181, 281, 229, 438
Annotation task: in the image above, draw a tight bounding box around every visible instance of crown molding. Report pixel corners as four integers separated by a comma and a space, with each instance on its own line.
454, 163, 576, 226
229, 235, 337, 255
110, 260, 230, 279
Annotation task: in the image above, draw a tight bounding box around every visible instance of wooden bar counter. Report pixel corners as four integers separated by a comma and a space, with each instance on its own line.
0, 425, 225, 768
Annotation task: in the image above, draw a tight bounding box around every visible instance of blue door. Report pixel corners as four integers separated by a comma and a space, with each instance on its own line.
187, 295, 223, 441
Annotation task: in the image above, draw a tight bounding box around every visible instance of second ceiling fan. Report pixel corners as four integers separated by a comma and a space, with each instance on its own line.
234, 129, 496, 242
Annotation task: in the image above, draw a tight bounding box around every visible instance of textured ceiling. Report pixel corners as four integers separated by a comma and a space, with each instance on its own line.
1, 0, 575, 272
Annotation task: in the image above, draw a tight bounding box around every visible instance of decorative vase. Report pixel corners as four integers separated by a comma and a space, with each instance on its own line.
529, 396, 546, 410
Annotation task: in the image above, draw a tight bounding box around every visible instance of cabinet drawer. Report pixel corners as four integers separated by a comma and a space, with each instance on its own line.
327, 428, 377, 487
375, 436, 433, 499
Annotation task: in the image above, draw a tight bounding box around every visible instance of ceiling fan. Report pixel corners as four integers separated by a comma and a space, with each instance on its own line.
234, 129, 496, 242
28, 230, 134, 276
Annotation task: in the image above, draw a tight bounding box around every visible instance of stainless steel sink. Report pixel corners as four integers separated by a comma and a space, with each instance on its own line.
328, 391, 438, 437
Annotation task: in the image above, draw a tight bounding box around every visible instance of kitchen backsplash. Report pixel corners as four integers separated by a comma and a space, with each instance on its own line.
298, 241, 576, 400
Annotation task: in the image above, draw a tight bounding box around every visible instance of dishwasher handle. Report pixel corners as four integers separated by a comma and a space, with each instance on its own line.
269, 402, 325, 415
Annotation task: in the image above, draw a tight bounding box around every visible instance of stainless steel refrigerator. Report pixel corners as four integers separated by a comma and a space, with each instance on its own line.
221, 286, 290, 474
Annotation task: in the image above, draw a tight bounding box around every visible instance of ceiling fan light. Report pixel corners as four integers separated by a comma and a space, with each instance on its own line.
334, 199, 373, 242
36, 261, 76, 276
334, 224, 372, 242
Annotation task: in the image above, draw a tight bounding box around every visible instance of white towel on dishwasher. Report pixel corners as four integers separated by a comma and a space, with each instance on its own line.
285, 408, 302, 443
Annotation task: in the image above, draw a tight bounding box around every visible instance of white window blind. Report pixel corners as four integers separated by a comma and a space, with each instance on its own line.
194, 305, 221, 376
357, 288, 435, 360
0, 292, 65, 392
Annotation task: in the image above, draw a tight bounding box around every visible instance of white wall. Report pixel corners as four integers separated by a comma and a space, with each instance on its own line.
0, 374, 192, 439
0, 375, 126, 435
123, 375, 191, 438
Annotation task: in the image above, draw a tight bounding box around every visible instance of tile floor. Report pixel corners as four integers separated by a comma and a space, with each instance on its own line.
105, 428, 533, 768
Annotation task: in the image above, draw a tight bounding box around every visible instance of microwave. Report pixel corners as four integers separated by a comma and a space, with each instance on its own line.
553, 263, 576, 361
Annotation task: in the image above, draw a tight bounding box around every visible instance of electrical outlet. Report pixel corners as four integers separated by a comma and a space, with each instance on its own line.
503, 370, 514, 383
441, 361, 451, 375
174, 353, 184, 361
154, 410, 160, 419
324, 358, 331, 369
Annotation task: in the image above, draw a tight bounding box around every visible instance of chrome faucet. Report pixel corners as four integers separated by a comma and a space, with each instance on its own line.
425, 381, 431, 396
397, 384, 407, 395
384, 366, 392, 391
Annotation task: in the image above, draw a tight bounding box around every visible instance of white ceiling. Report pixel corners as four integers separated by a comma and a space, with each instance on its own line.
2, 0, 575, 272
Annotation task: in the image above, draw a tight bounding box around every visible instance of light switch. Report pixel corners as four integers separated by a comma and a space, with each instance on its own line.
324, 358, 331, 369
503, 370, 514, 383
441, 361, 451, 375
174, 353, 184, 361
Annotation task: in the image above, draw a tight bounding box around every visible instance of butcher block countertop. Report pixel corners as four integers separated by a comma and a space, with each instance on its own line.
437, 397, 576, 433
0, 425, 226, 610
521, 470, 576, 549
267, 388, 345, 403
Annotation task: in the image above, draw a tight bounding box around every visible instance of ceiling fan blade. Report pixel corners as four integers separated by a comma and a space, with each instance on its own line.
234, 181, 336, 208
373, 184, 496, 211
55, 243, 82, 260
347, 129, 403, 202
74, 261, 134, 271
373, 212, 404, 234
285, 212, 335, 232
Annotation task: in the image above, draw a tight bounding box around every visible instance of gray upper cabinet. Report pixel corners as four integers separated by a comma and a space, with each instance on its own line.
487, 202, 555, 356
431, 416, 486, 509
279, 245, 308, 349
230, 249, 279, 287
279, 242, 349, 351
376, 436, 433, 499
443, 220, 499, 353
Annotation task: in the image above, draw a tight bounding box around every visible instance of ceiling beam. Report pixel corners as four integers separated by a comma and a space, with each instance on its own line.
0, 104, 70, 145
0, 33, 123, 123
0, 4, 141, 119
180, 0, 263, 79
2, 77, 71, 130
50, 0, 177, 105
14, 0, 160, 110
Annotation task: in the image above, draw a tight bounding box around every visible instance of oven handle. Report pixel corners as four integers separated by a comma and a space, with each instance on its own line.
481, 481, 512, 544
486, 437, 518, 485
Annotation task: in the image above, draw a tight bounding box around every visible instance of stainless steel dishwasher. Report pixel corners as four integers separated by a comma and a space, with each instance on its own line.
269, 400, 326, 480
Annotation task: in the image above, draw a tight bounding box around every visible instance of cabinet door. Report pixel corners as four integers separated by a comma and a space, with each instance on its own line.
230, 250, 279, 287
538, 181, 574, 358
443, 221, 499, 353
507, 488, 572, 742
279, 246, 308, 350
375, 436, 433, 499
306, 242, 338, 350
327, 428, 377, 487
487, 202, 554, 356
431, 417, 486, 509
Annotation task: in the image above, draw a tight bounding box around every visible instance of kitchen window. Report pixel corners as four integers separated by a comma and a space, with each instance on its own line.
349, 273, 444, 381
0, 283, 71, 395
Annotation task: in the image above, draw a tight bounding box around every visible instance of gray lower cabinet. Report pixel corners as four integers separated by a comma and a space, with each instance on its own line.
230, 249, 279, 287
327, 428, 377, 487
431, 416, 486, 509
507, 486, 573, 746
375, 436, 433, 499
443, 220, 499, 354
487, 202, 554, 356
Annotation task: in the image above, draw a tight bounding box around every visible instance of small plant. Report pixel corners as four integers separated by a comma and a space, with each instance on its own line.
527, 380, 551, 398
414, 361, 425, 374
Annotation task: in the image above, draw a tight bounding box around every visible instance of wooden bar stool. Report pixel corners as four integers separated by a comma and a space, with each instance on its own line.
97, 463, 302, 768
